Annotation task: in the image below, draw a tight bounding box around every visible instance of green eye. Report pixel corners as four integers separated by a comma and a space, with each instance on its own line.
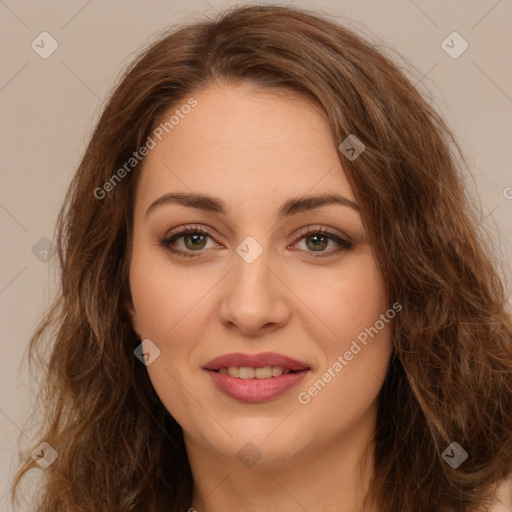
161, 227, 215, 258
305, 233, 329, 251
183, 232, 208, 250
294, 229, 352, 258
161, 225, 353, 259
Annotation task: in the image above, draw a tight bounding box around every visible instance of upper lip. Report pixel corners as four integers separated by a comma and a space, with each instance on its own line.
203, 352, 310, 371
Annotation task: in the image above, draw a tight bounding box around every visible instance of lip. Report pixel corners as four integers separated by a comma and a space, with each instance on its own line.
203, 352, 310, 371
203, 352, 310, 403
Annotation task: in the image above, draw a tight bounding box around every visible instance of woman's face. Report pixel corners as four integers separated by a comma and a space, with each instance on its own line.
128, 82, 394, 467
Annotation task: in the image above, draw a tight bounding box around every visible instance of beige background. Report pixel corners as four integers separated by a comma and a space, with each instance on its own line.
1, 0, 511, 508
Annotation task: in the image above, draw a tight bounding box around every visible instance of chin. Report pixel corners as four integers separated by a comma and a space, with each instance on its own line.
194, 426, 305, 466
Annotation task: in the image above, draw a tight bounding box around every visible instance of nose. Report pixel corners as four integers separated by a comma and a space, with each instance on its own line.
218, 246, 292, 337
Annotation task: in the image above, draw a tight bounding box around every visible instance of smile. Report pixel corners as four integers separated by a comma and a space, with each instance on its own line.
203, 352, 310, 403
217, 366, 292, 378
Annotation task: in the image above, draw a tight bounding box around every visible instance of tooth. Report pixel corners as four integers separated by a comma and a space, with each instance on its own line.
239, 367, 255, 379
271, 366, 284, 377
221, 366, 291, 378
227, 367, 240, 378
255, 366, 273, 379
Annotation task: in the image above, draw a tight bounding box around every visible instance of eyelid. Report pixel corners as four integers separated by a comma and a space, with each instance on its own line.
160, 223, 353, 258
294, 225, 352, 243
163, 223, 219, 240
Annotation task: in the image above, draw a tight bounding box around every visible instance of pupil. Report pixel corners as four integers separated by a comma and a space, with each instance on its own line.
307, 234, 327, 251
185, 233, 206, 250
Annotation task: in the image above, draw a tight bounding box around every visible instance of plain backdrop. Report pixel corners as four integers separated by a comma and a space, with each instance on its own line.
1, 0, 511, 509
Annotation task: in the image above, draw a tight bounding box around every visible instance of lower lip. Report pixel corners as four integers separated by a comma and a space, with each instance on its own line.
205, 370, 309, 403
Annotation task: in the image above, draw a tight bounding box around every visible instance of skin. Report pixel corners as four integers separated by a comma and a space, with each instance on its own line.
128, 82, 394, 512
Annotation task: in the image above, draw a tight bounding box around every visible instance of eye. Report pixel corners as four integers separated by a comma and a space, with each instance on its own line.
160, 225, 219, 258
292, 226, 353, 258
160, 224, 353, 259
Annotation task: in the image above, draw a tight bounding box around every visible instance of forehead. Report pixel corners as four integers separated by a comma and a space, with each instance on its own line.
136, 83, 357, 210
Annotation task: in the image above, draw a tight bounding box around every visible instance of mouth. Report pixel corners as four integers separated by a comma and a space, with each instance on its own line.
203, 352, 310, 403
214, 365, 299, 379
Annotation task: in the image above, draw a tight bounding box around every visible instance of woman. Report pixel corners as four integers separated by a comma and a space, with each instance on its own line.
10, 4, 512, 511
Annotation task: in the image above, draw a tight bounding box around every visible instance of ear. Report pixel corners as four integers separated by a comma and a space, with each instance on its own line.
125, 299, 141, 336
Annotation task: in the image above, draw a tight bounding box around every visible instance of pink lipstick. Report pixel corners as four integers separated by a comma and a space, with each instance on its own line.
203, 352, 310, 403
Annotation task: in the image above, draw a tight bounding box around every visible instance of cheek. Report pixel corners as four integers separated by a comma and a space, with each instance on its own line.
298, 250, 390, 351
335, 254, 389, 340
336, 258, 393, 375
129, 251, 211, 430
295, 251, 393, 409
295, 262, 393, 437
129, 248, 212, 341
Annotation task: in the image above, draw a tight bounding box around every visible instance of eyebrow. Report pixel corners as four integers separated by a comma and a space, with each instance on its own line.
145, 191, 359, 219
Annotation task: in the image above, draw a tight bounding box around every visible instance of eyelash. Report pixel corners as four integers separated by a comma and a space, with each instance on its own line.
159, 224, 353, 259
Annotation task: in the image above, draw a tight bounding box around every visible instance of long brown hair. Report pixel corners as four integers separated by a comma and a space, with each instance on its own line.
10, 5, 512, 511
